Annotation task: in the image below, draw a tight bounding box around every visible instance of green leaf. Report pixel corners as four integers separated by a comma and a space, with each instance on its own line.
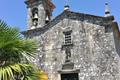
0, 20, 39, 80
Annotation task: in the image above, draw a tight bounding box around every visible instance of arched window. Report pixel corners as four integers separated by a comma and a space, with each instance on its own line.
32, 8, 38, 18
32, 8, 38, 27
45, 10, 50, 24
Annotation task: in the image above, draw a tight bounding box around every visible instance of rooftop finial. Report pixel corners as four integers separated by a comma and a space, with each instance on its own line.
64, 0, 70, 11
105, 2, 110, 17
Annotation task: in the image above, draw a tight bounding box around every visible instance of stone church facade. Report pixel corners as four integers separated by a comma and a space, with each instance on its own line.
22, 0, 120, 80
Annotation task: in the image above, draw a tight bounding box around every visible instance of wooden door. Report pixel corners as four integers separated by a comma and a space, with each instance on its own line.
61, 73, 79, 80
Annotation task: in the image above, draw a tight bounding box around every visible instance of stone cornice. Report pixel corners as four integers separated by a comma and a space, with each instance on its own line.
25, 0, 42, 8
21, 11, 116, 36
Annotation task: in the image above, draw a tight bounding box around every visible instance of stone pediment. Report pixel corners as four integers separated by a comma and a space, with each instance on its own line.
22, 11, 114, 36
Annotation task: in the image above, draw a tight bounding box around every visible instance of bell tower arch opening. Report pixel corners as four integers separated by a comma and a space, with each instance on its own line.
25, 0, 55, 30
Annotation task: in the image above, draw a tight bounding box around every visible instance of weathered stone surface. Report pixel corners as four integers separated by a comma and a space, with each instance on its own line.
23, 12, 120, 80
25, 0, 53, 30
23, 1, 120, 80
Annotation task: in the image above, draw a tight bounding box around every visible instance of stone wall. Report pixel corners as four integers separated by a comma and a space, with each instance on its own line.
27, 17, 120, 80
26, 0, 50, 30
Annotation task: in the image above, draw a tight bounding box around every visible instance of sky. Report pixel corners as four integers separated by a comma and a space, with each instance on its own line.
0, 0, 120, 31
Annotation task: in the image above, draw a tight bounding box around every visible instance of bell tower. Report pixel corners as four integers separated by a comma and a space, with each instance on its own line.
25, 0, 55, 30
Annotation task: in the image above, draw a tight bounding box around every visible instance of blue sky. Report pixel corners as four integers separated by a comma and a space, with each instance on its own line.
0, 0, 120, 31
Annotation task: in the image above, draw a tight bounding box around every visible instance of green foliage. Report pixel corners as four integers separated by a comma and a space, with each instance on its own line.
0, 20, 39, 80
0, 64, 34, 80
0, 20, 37, 64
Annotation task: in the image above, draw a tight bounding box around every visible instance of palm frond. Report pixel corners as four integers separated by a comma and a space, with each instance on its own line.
0, 63, 35, 80
0, 20, 38, 63
0, 20, 40, 80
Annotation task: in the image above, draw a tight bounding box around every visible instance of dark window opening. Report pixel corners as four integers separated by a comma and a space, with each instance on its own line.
32, 8, 38, 18
105, 26, 112, 33
61, 73, 79, 80
64, 32, 72, 45
45, 10, 50, 24
62, 29, 73, 49
32, 8, 39, 27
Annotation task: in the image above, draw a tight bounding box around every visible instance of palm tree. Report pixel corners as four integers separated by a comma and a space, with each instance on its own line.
0, 20, 39, 80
